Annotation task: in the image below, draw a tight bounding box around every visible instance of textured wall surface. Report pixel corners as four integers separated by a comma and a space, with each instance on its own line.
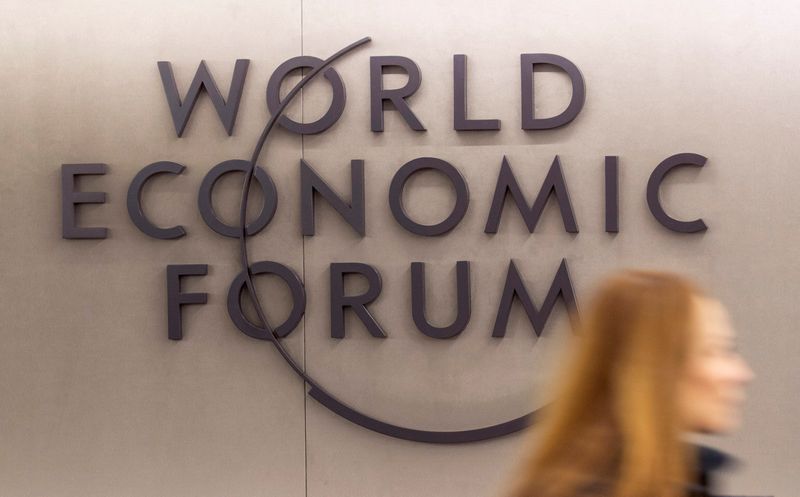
1, 1, 796, 496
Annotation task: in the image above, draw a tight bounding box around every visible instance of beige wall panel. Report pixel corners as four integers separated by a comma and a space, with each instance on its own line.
0, 1, 307, 496
300, 1, 798, 497
1, 1, 798, 496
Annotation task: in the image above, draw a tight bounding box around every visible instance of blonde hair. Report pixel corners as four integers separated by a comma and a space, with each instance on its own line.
506, 270, 703, 497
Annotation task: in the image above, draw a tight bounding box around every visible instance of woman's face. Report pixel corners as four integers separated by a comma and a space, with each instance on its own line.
677, 297, 754, 434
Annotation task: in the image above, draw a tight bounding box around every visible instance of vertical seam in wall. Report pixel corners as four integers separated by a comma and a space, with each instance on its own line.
300, 1, 308, 497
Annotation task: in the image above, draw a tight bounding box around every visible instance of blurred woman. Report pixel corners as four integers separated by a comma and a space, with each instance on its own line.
504, 270, 754, 497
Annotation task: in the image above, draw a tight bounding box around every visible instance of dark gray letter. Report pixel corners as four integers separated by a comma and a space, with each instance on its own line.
301, 159, 365, 236
198, 160, 278, 238
227, 261, 306, 341
605, 156, 619, 233
61, 163, 108, 239
492, 259, 577, 338
411, 261, 471, 339
521, 54, 585, 130
453, 54, 500, 131
330, 263, 386, 339
485, 156, 578, 233
157, 59, 249, 137
389, 157, 469, 236
646, 153, 708, 233
266, 56, 346, 135
370, 56, 425, 132
166, 264, 208, 340
127, 161, 186, 239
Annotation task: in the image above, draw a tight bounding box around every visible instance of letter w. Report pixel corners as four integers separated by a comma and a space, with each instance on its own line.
157, 59, 250, 137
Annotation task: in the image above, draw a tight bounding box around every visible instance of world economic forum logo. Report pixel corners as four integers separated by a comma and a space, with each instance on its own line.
60, 36, 709, 443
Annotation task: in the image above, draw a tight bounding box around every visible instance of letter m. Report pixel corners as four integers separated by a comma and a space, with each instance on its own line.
157, 59, 250, 137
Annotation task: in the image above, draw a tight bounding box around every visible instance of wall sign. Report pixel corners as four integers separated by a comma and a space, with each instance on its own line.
60, 37, 709, 443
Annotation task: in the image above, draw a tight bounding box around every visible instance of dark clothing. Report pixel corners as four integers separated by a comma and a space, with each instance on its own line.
573, 444, 734, 497
688, 444, 735, 497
